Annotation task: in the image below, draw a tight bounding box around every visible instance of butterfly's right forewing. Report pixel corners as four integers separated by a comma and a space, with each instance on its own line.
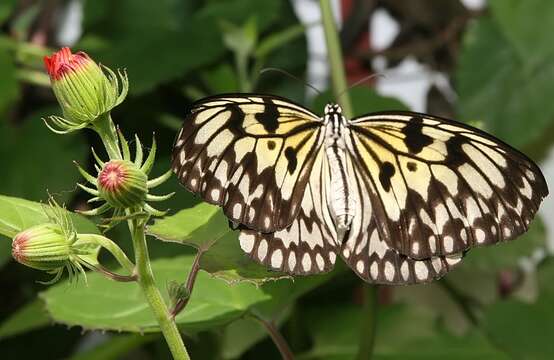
172, 94, 325, 233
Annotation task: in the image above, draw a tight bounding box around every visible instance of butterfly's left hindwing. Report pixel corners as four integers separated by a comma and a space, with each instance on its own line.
346, 112, 548, 260
172, 95, 324, 232
238, 145, 339, 275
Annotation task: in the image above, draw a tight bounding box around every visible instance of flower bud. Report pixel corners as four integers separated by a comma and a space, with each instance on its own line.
98, 160, 148, 208
43, 47, 128, 132
12, 223, 72, 271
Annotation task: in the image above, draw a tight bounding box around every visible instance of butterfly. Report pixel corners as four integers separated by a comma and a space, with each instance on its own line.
171, 94, 548, 285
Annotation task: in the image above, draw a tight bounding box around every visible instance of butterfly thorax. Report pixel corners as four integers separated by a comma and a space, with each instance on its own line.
323, 103, 356, 243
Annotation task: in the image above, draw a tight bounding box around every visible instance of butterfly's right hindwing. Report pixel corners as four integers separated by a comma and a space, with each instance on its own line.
172, 95, 324, 232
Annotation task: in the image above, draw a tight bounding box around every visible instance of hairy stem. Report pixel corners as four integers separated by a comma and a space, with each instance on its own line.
82, 234, 135, 273
132, 220, 190, 360
319, 1, 377, 358
171, 249, 204, 318
94, 118, 189, 359
252, 314, 294, 360
319, 0, 353, 118
92, 113, 122, 160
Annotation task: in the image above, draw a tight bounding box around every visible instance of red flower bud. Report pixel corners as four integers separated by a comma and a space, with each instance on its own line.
43, 47, 91, 81
43, 48, 128, 133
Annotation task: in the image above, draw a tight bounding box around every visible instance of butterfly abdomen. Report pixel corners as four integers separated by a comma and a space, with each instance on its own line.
324, 105, 356, 242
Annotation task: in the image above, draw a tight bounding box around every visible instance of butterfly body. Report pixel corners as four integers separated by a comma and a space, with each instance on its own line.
172, 94, 548, 285
322, 103, 356, 242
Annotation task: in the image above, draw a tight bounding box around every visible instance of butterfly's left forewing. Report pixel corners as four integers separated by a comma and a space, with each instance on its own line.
172, 95, 324, 232
345, 112, 548, 261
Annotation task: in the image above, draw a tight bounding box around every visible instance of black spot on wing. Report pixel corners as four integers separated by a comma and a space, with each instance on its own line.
228, 104, 246, 135
267, 140, 276, 150
402, 116, 433, 154
255, 98, 280, 133
444, 136, 467, 167
284, 147, 298, 174
379, 161, 395, 192
407, 161, 417, 171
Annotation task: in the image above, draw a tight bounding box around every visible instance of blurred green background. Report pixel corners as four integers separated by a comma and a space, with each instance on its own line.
1, 0, 554, 359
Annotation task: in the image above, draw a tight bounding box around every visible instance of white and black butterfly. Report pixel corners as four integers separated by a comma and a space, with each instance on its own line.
172, 94, 548, 284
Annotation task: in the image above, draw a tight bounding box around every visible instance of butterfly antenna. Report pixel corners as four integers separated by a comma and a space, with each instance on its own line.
259, 67, 322, 96
336, 73, 386, 98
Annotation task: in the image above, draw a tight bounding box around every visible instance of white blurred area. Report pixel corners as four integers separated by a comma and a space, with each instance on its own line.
292, 0, 554, 250
55, 0, 83, 46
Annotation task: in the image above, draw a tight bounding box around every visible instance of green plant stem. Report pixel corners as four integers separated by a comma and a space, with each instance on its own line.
319, 0, 353, 118
319, 1, 377, 358
92, 113, 122, 160
357, 285, 377, 360
236, 53, 252, 92
94, 120, 189, 358
132, 219, 190, 360
83, 234, 135, 273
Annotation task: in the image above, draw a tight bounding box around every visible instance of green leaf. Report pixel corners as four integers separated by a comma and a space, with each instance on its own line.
147, 204, 289, 284
457, 17, 554, 148
68, 334, 157, 360
482, 294, 554, 359
201, 231, 294, 285
0, 300, 50, 340
537, 257, 554, 297
201, 64, 239, 93
147, 203, 229, 249
40, 255, 271, 333
0, 108, 88, 203
298, 304, 510, 360
0, 194, 99, 239
79, 0, 224, 95
198, 0, 281, 31
220, 318, 267, 359
0, 36, 19, 116
312, 87, 409, 117
0, 0, 16, 23
478, 258, 554, 360
489, 0, 554, 67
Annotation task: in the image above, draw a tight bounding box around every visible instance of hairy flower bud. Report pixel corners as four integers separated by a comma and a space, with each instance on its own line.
98, 160, 148, 208
12, 223, 72, 271
43, 47, 128, 133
